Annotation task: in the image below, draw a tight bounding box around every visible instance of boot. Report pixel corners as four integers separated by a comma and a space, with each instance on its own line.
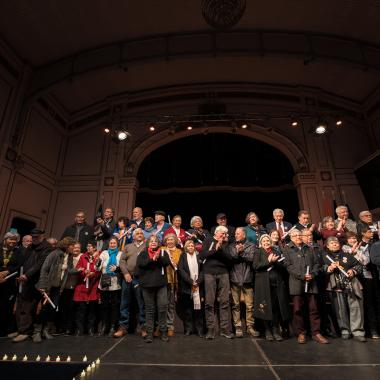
32, 324, 43, 343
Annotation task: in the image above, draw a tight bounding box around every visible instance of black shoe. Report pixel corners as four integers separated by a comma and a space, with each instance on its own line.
144, 334, 153, 343
272, 329, 283, 342
265, 330, 274, 341
220, 331, 233, 339
108, 327, 116, 337
184, 330, 192, 336
88, 329, 95, 337
98, 326, 107, 336
205, 329, 215, 340
75, 330, 84, 337
160, 332, 169, 342
341, 333, 350, 340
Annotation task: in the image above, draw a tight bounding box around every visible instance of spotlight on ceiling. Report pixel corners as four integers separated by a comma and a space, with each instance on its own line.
336, 119, 343, 127
117, 130, 130, 141
149, 125, 155, 132
187, 125, 193, 130
104, 128, 110, 134
291, 119, 299, 127
315, 122, 327, 135
241, 123, 248, 129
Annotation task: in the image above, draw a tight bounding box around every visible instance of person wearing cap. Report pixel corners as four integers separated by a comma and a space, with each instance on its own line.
211, 213, 235, 244
12, 229, 53, 343
153, 210, 170, 243
61, 210, 94, 252
322, 236, 366, 342
0, 231, 24, 337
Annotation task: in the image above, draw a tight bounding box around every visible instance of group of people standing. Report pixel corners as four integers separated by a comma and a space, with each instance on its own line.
1, 205, 380, 345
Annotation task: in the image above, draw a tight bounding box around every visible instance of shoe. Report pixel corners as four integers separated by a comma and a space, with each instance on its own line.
167, 329, 174, 337
88, 329, 95, 337
140, 328, 148, 338
371, 332, 380, 339
272, 329, 283, 342
42, 328, 54, 340
12, 334, 29, 343
265, 330, 274, 341
312, 333, 329, 344
144, 334, 153, 343
247, 328, 260, 338
75, 330, 84, 337
113, 326, 127, 338
297, 333, 306, 344
198, 332, 205, 338
97, 325, 107, 336
341, 333, 350, 340
353, 336, 367, 342
205, 329, 215, 340
160, 332, 169, 342
32, 332, 42, 343
64, 329, 72, 337
108, 327, 116, 337
235, 328, 243, 338
220, 331, 233, 339
184, 330, 192, 336
7, 332, 18, 338
153, 328, 161, 337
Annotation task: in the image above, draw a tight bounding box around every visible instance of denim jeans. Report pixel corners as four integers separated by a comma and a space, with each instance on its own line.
119, 278, 145, 328
142, 285, 168, 334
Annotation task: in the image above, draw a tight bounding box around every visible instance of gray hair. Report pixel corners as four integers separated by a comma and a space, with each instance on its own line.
215, 225, 228, 234
190, 216, 203, 228
289, 228, 301, 237
259, 234, 273, 247
273, 208, 284, 216
359, 210, 371, 218
3, 231, 20, 242
326, 236, 339, 245
132, 228, 144, 237
235, 227, 246, 237
335, 205, 347, 214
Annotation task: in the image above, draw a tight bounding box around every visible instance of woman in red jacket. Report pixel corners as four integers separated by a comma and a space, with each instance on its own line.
73, 241, 101, 335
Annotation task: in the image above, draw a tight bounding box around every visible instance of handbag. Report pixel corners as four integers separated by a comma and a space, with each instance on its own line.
100, 273, 112, 288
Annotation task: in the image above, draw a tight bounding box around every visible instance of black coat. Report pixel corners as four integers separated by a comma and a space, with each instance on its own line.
284, 242, 320, 295
61, 223, 94, 252
253, 248, 291, 321
0, 244, 24, 296
178, 253, 204, 296
136, 249, 170, 288
22, 240, 53, 295
199, 237, 231, 275
294, 222, 321, 242
265, 221, 292, 234
227, 240, 255, 286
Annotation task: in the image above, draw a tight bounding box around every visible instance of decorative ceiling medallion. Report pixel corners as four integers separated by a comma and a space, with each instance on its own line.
201, 0, 246, 30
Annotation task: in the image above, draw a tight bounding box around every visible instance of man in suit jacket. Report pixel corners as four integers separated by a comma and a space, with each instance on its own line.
294, 210, 321, 242
265, 208, 292, 237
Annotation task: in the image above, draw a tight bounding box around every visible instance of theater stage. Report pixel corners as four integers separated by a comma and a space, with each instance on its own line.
1, 334, 380, 380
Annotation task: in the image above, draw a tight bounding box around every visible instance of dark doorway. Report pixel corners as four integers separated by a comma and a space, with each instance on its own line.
136, 133, 299, 229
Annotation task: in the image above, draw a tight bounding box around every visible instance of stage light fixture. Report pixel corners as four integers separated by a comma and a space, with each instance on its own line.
117, 130, 130, 141
241, 123, 248, 129
336, 119, 343, 127
315, 122, 327, 135
104, 128, 110, 134
291, 119, 299, 127
149, 126, 155, 131
187, 126, 193, 130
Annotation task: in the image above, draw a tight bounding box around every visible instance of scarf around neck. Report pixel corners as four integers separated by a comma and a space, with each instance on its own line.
106, 247, 118, 275
148, 247, 160, 260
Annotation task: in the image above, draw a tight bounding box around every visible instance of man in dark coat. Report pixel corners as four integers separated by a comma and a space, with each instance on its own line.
294, 210, 321, 242
94, 207, 116, 250
227, 227, 257, 337
284, 229, 328, 344
12, 229, 53, 343
61, 210, 94, 252
211, 213, 235, 244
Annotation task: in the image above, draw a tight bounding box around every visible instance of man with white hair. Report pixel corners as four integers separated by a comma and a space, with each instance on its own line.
200, 225, 232, 339
266, 208, 292, 238
357, 210, 378, 240
334, 205, 357, 234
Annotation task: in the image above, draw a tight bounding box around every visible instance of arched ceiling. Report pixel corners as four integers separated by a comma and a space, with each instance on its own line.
1, 0, 380, 114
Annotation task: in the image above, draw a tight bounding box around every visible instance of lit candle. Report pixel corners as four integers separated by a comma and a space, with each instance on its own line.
12, 355, 17, 361
3, 354, 8, 361
46, 355, 51, 362
95, 358, 100, 365
22, 355, 28, 361
87, 365, 92, 372
80, 370, 86, 377
56, 356, 61, 362
83, 355, 87, 362
36, 355, 41, 361
66, 356, 71, 362
91, 362, 96, 369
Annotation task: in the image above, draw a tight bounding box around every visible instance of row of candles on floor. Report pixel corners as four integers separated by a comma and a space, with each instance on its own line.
1, 354, 100, 377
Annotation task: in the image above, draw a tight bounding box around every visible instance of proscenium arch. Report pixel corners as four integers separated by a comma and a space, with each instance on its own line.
125, 124, 308, 179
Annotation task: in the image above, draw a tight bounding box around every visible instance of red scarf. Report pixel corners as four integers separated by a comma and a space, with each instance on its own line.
148, 247, 160, 260
264, 247, 273, 255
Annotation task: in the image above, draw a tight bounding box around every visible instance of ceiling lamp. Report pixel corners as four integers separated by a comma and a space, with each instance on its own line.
336, 119, 343, 127
315, 122, 327, 135
241, 123, 248, 129
117, 130, 130, 141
